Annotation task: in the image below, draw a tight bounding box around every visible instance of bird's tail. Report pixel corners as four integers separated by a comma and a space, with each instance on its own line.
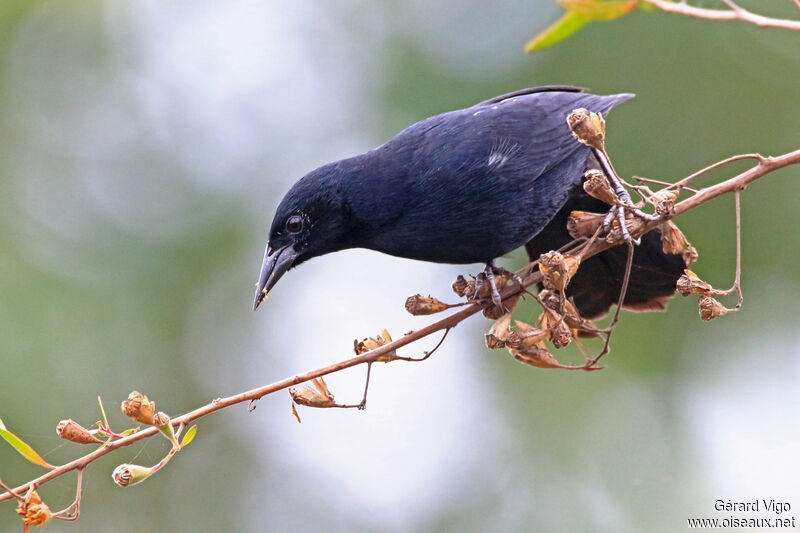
524, 190, 687, 319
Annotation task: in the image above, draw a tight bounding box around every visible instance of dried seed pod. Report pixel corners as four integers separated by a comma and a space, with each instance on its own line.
354, 328, 397, 361
506, 320, 550, 349
16, 490, 52, 527
567, 108, 606, 150
651, 188, 678, 217
508, 344, 569, 369
112, 463, 154, 488
485, 313, 513, 349
660, 220, 698, 264
567, 210, 606, 239
583, 169, 619, 206
289, 377, 337, 408
676, 269, 726, 296
550, 319, 572, 349
405, 294, 451, 315
452, 275, 470, 297
56, 419, 102, 445
698, 295, 728, 321
683, 245, 699, 265
153, 411, 170, 428
538, 251, 581, 292
482, 293, 519, 319
474, 274, 508, 300
121, 391, 156, 426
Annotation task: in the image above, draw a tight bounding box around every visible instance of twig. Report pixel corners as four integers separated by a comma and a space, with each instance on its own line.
643, 0, 800, 30
723, 191, 744, 310
1, 147, 799, 506
584, 241, 634, 369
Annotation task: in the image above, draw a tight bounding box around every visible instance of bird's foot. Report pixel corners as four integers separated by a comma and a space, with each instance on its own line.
471, 263, 520, 314
602, 203, 660, 246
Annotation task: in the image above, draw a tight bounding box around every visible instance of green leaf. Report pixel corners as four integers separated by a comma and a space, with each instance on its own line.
120, 428, 139, 437
559, 0, 640, 21
526, 11, 591, 53
0, 418, 54, 470
180, 425, 197, 448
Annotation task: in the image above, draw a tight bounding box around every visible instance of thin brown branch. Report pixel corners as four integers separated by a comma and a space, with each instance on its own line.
643, 0, 800, 30
1, 147, 799, 506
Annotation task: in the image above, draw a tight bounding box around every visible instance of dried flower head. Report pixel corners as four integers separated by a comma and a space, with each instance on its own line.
153, 411, 170, 428
698, 295, 729, 321
583, 169, 619, 206
506, 320, 549, 349
121, 391, 156, 426
508, 344, 580, 369
16, 490, 52, 527
482, 293, 519, 319
676, 269, 725, 296
660, 220, 698, 265
112, 463, 154, 488
651, 188, 678, 217
538, 251, 581, 292
289, 377, 337, 408
567, 210, 606, 239
405, 294, 451, 316
485, 313, 513, 349
549, 318, 572, 349
354, 328, 396, 361
56, 419, 102, 445
567, 108, 606, 150
452, 275, 470, 297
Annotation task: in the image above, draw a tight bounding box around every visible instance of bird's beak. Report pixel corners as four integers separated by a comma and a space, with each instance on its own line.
253, 243, 299, 310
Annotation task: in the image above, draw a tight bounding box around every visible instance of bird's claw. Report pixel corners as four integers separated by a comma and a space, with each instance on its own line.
471, 263, 523, 314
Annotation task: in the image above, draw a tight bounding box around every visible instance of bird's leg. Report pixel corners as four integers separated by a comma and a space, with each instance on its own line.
593, 148, 659, 245
483, 265, 505, 312
472, 262, 507, 313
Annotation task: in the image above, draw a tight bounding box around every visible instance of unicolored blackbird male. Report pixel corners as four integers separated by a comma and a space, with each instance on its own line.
254, 86, 685, 317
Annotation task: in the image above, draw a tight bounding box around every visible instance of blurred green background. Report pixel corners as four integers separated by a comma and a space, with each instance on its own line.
1, 1, 799, 531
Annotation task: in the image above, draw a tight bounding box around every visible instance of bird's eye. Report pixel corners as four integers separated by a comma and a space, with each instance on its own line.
285, 215, 304, 234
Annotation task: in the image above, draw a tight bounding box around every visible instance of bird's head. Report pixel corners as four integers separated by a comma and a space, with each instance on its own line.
253, 163, 356, 309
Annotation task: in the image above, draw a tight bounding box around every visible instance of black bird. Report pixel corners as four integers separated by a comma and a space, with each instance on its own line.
254, 86, 685, 317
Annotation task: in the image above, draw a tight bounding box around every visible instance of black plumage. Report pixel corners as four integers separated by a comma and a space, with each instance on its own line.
254, 86, 685, 316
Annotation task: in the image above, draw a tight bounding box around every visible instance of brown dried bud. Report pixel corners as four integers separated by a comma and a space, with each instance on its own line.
698, 295, 728, 321
485, 334, 506, 349
289, 377, 337, 408
508, 344, 572, 369
567, 108, 606, 150
452, 275, 470, 297
538, 251, 581, 292
112, 463, 154, 487
583, 169, 619, 206
549, 318, 572, 349
506, 320, 549, 350
651, 188, 678, 217
121, 391, 156, 426
16, 490, 52, 527
482, 293, 519, 319
567, 210, 606, 239
485, 313, 512, 349
56, 419, 102, 445
354, 328, 395, 361
683, 245, 699, 265
405, 294, 451, 315
153, 411, 170, 428
676, 269, 725, 296
660, 220, 698, 265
